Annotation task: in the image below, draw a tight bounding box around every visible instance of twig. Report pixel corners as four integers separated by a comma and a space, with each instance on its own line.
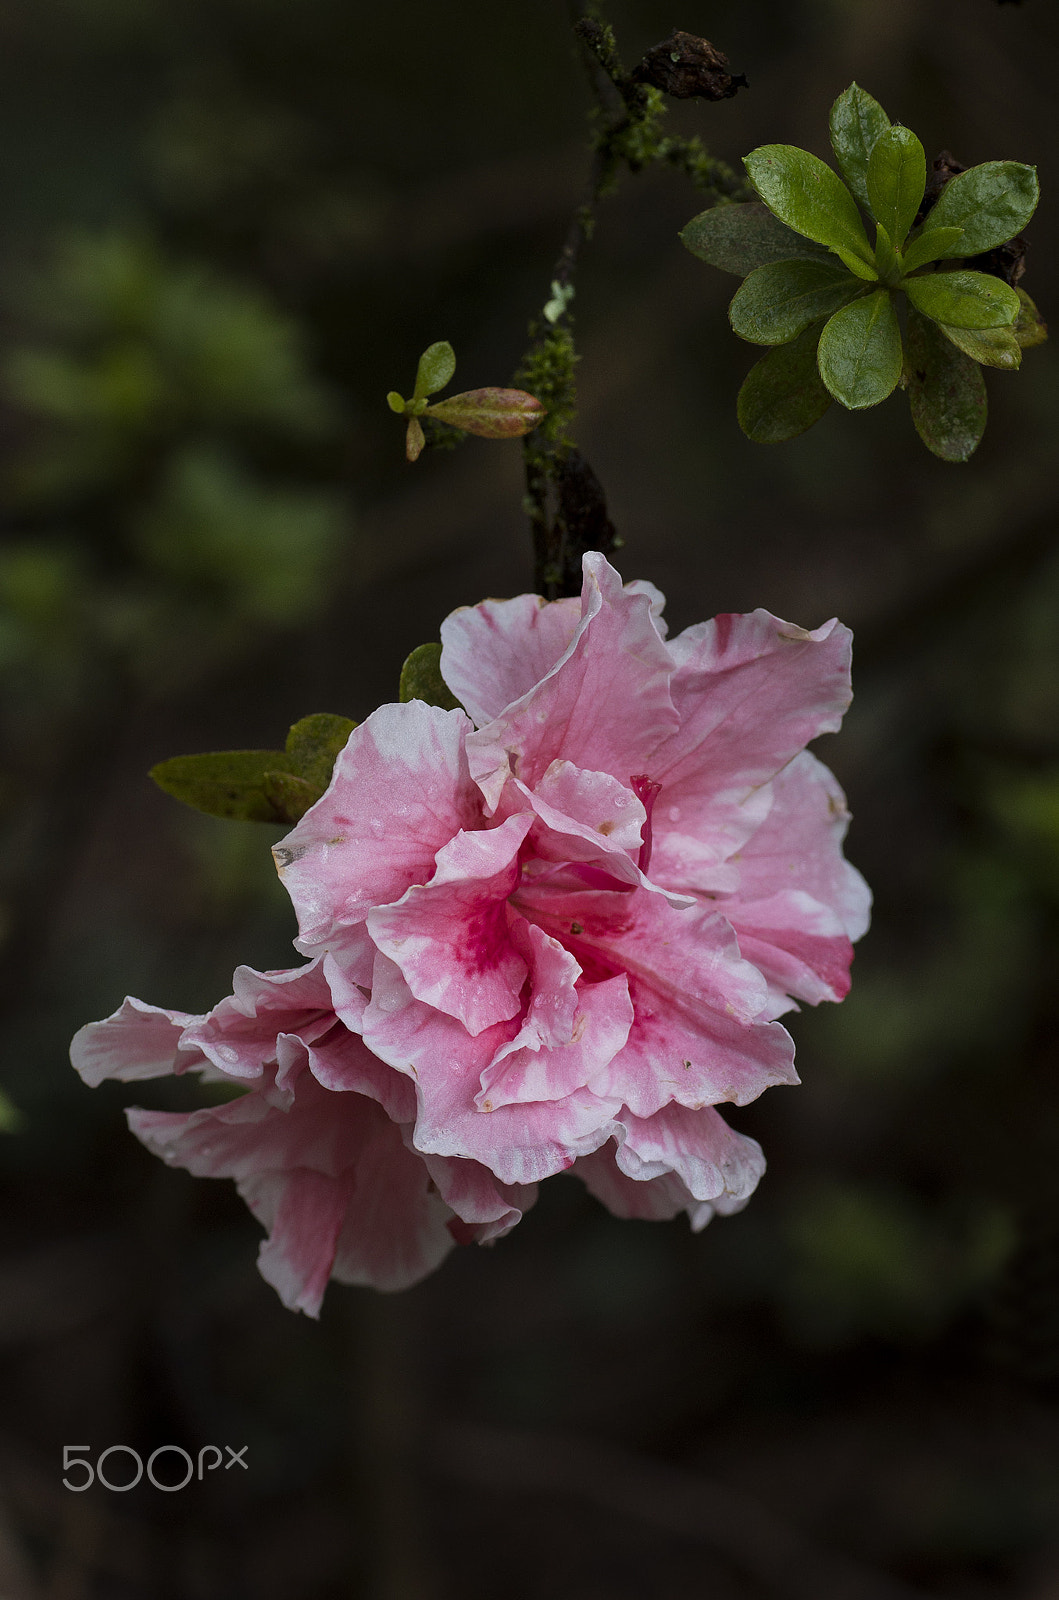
518, 3, 744, 597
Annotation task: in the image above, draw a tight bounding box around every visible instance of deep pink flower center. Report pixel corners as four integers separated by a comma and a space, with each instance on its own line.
630, 774, 662, 873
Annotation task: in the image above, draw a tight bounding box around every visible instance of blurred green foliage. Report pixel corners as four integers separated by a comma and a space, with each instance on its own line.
0, 230, 348, 707
781, 1181, 1015, 1347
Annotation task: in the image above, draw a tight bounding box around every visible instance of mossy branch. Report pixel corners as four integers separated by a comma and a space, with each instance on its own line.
518, 5, 747, 597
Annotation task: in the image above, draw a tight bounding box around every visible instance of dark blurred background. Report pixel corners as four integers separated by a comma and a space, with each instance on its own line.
0, 0, 1057, 1595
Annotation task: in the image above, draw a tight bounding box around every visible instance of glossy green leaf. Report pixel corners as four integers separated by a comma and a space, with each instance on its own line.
679, 202, 831, 275
926, 161, 1040, 256
150, 749, 290, 823
938, 323, 1021, 370
866, 125, 925, 248
903, 271, 1020, 330
905, 308, 987, 461
728, 259, 865, 345
899, 226, 965, 276
399, 642, 462, 710
817, 290, 903, 409
425, 388, 545, 437
736, 325, 832, 442
829, 83, 891, 212
744, 145, 874, 264
1014, 287, 1048, 350
285, 712, 356, 792
413, 340, 456, 400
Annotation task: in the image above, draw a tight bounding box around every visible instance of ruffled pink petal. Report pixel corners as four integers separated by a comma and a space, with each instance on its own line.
521, 761, 647, 860
240, 1167, 354, 1315
367, 814, 532, 1036
647, 784, 775, 895
726, 891, 854, 1006
304, 1020, 417, 1124
127, 1064, 366, 1181
573, 1143, 712, 1227
128, 1064, 453, 1311
506, 772, 695, 909
440, 593, 582, 726
516, 879, 770, 1029
466, 553, 679, 811
327, 1125, 455, 1293
362, 954, 620, 1186
179, 959, 335, 1081
422, 1152, 537, 1244
612, 1101, 766, 1210
515, 920, 582, 1047
622, 577, 669, 639
476, 972, 633, 1111
646, 613, 853, 868
516, 886, 797, 1117
241, 1111, 456, 1308
727, 751, 871, 940
229, 959, 335, 1015
70, 997, 205, 1087
595, 986, 796, 1119
273, 702, 481, 952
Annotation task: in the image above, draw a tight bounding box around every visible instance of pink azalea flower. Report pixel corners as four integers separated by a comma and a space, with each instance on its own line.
275, 553, 869, 1232
70, 959, 534, 1314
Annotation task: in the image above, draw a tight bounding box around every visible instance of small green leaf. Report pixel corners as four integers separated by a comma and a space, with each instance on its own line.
405, 416, 425, 462
285, 712, 356, 791
938, 323, 1022, 370
903, 271, 1020, 330
679, 202, 831, 275
150, 750, 290, 823
830, 246, 880, 282
386, 391, 407, 414
413, 340, 456, 400
873, 222, 900, 284
744, 145, 875, 265
399, 642, 462, 710
737, 325, 832, 442
905, 308, 987, 461
817, 290, 903, 409
829, 83, 891, 212
149, 712, 356, 827
926, 161, 1039, 256
1014, 287, 1048, 350
866, 125, 926, 249
728, 259, 865, 345
424, 388, 545, 437
262, 770, 320, 824
899, 226, 965, 276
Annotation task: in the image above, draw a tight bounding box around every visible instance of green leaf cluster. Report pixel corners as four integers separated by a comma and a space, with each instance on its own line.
682, 85, 1043, 460
150, 712, 356, 825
